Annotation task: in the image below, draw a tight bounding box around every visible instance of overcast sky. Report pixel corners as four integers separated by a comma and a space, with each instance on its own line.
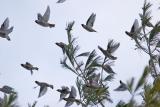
0, 0, 160, 106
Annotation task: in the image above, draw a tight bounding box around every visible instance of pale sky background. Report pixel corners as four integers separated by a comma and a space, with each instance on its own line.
0, 0, 160, 107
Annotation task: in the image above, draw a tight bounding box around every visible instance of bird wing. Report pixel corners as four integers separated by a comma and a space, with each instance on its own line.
37, 13, 43, 21
65, 100, 73, 107
69, 86, 76, 98
3, 85, 13, 90
1, 18, 9, 30
130, 19, 139, 33
86, 13, 96, 27
60, 93, 67, 100
26, 62, 33, 67
38, 86, 47, 97
57, 0, 66, 3
43, 6, 50, 22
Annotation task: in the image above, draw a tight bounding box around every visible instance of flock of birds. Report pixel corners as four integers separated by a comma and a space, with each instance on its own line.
0, 0, 98, 106
0, 0, 138, 106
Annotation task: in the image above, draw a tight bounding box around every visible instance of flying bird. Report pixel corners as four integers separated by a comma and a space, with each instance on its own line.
0, 85, 16, 94
114, 80, 128, 91
98, 46, 117, 60
35, 6, 55, 28
57, 86, 70, 101
56, 0, 66, 3
0, 18, 13, 41
21, 62, 39, 75
63, 86, 80, 107
125, 19, 140, 39
35, 81, 53, 98
81, 13, 97, 32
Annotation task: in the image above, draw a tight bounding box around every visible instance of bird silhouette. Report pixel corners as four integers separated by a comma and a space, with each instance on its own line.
63, 86, 80, 107
0, 18, 13, 41
21, 62, 38, 75
35, 81, 53, 98
35, 6, 55, 28
57, 86, 70, 101
82, 13, 97, 32
56, 0, 66, 3
125, 19, 140, 39
0, 85, 16, 94
114, 80, 128, 91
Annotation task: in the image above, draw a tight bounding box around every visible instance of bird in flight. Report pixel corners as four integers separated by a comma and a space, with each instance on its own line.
21, 62, 39, 75
0, 18, 13, 41
0, 85, 16, 94
35, 6, 55, 28
56, 0, 66, 3
57, 86, 70, 101
35, 81, 53, 98
82, 13, 97, 32
63, 86, 80, 107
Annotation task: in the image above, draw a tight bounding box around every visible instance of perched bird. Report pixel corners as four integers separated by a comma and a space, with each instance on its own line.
57, 86, 70, 101
63, 86, 80, 107
21, 62, 39, 75
125, 19, 140, 39
0, 18, 13, 41
35, 6, 55, 28
35, 81, 53, 98
81, 13, 97, 32
114, 80, 128, 91
56, 0, 66, 3
0, 85, 16, 94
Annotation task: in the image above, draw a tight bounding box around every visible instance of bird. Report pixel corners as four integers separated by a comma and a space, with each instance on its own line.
21, 62, 39, 75
35, 6, 55, 28
81, 13, 97, 32
125, 19, 140, 39
55, 42, 67, 54
114, 80, 128, 91
63, 86, 80, 107
0, 18, 13, 41
56, 0, 66, 3
35, 81, 53, 98
98, 46, 117, 60
0, 85, 16, 94
57, 86, 70, 101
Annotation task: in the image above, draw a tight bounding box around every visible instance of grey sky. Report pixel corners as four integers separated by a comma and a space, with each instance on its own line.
0, 0, 159, 106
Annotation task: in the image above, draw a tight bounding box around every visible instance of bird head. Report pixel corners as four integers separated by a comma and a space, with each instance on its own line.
49, 85, 54, 89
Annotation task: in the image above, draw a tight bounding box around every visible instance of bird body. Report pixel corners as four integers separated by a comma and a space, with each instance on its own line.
35, 81, 53, 98
35, 6, 55, 28
56, 0, 66, 3
57, 86, 70, 100
21, 62, 38, 75
82, 13, 96, 32
63, 86, 80, 107
0, 18, 13, 41
0, 85, 16, 94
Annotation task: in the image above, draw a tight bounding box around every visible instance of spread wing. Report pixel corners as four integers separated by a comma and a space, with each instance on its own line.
86, 13, 96, 27
130, 19, 139, 33
38, 86, 47, 98
1, 18, 9, 30
43, 6, 50, 22
69, 86, 76, 98
65, 100, 73, 107
57, 0, 66, 3
37, 13, 43, 21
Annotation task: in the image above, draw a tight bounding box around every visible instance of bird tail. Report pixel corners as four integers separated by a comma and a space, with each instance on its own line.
33, 67, 39, 70
6, 36, 11, 41
49, 24, 55, 28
